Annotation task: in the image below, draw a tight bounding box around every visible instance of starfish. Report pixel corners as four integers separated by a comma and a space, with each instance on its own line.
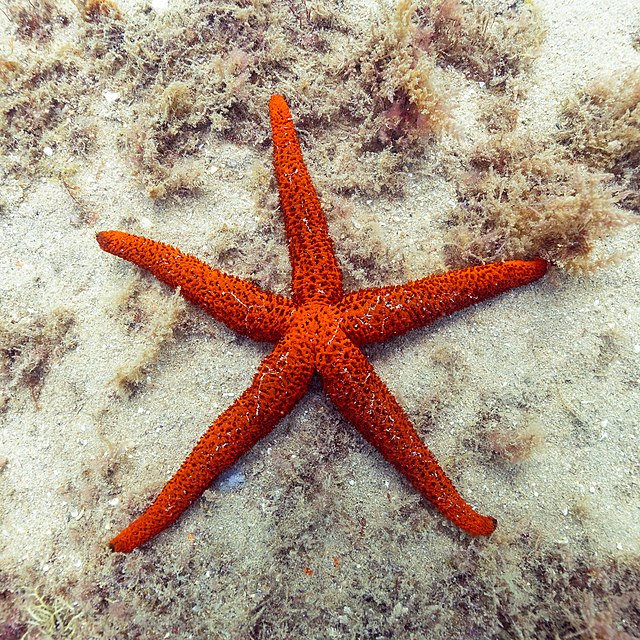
97, 94, 547, 553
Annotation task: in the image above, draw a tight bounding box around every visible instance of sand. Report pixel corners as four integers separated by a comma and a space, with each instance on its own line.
1, 0, 639, 638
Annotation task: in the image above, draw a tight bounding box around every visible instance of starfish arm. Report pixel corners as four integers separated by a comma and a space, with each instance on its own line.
109, 323, 315, 552
97, 230, 294, 342
340, 259, 547, 345
316, 328, 497, 536
269, 95, 343, 304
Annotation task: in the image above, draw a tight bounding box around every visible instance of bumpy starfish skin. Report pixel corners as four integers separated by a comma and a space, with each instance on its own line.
98, 94, 547, 552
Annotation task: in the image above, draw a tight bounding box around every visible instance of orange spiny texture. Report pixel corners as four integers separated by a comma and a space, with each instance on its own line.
97, 94, 548, 552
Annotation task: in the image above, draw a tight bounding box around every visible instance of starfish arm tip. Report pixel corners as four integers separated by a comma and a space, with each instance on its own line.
96, 230, 121, 254
95, 230, 109, 247
460, 513, 497, 537
108, 534, 132, 554
531, 257, 548, 277
480, 515, 498, 536
109, 520, 163, 553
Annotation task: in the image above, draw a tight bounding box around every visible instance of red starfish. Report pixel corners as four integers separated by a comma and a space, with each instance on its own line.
97, 95, 547, 553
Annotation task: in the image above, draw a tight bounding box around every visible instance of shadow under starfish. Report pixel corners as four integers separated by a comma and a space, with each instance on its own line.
97, 95, 547, 553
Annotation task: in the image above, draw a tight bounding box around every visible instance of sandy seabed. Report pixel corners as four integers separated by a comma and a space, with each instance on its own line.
1, 0, 639, 638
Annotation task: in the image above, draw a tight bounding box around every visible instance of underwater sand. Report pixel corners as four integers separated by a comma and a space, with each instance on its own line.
1, 0, 639, 638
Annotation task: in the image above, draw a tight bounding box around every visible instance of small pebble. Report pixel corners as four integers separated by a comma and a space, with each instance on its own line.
103, 90, 120, 103
218, 468, 246, 492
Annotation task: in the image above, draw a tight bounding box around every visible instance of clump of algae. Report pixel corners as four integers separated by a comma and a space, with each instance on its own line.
443, 133, 632, 272
126, 81, 205, 200
21, 588, 83, 639
1, 0, 546, 200
329, 0, 454, 195
333, 0, 544, 190
0, 47, 86, 178
345, 0, 455, 143
5, 509, 639, 639
78, 0, 122, 22
558, 68, 640, 211
2, 0, 333, 197
106, 277, 186, 397
0, 307, 77, 410
80, 0, 351, 199
6, 0, 67, 42
416, 0, 545, 87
